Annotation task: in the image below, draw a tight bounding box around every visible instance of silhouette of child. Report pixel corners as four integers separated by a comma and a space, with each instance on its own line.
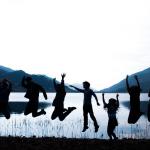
51, 74, 76, 121
102, 93, 119, 140
126, 75, 143, 124
70, 81, 100, 132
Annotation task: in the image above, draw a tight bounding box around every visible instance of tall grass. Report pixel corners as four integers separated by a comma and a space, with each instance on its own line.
0, 93, 150, 139
0, 115, 150, 139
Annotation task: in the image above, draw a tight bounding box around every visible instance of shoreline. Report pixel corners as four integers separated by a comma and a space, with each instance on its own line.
0, 137, 150, 150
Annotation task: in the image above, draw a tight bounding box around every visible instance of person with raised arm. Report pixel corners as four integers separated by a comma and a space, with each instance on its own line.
51, 74, 76, 121
102, 93, 119, 140
70, 81, 100, 132
126, 75, 143, 124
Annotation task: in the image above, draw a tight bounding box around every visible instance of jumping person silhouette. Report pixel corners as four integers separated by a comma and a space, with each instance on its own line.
102, 93, 119, 140
51, 74, 76, 121
70, 81, 100, 132
0, 79, 12, 119
126, 75, 143, 124
22, 76, 47, 117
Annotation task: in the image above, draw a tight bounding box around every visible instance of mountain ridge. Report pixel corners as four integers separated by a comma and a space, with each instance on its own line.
0, 66, 75, 92
99, 67, 150, 93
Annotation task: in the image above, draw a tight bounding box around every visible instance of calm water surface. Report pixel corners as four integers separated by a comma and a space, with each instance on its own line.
0, 93, 150, 139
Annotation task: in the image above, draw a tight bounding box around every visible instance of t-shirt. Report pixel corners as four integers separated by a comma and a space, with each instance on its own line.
83, 89, 94, 105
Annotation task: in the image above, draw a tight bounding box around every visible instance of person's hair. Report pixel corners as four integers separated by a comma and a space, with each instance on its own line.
109, 98, 117, 105
104, 98, 119, 111
83, 81, 90, 88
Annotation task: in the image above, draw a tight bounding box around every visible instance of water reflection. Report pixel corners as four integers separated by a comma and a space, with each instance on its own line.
0, 93, 150, 139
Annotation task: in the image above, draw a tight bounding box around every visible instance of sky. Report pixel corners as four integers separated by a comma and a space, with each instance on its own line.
0, 0, 150, 90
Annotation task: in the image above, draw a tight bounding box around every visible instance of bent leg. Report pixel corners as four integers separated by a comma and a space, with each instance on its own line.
59, 107, 76, 121
107, 120, 117, 139
26, 101, 45, 117
128, 109, 143, 124
32, 110, 45, 117
129, 97, 143, 124
32, 107, 46, 117
111, 123, 117, 139
2, 107, 10, 119
24, 102, 32, 116
51, 108, 59, 120
0, 103, 10, 119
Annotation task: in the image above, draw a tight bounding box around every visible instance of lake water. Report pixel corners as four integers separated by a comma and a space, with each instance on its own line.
0, 93, 150, 139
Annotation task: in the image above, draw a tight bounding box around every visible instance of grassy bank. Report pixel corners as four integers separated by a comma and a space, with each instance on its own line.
0, 137, 150, 150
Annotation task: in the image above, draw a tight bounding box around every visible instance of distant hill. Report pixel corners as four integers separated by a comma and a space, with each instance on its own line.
0, 66, 75, 92
99, 67, 150, 93
0, 65, 14, 75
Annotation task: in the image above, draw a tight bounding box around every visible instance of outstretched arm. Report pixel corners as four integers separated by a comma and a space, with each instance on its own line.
102, 93, 107, 108
92, 92, 100, 106
126, 75, 130, 93
134, 75, 141, 90
70, 85, 84, 93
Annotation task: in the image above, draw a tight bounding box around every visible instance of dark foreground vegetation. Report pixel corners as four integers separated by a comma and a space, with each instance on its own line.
0, 137, 150, 150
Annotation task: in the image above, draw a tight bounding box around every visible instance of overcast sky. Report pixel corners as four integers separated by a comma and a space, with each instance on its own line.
0, 0, 150, 90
